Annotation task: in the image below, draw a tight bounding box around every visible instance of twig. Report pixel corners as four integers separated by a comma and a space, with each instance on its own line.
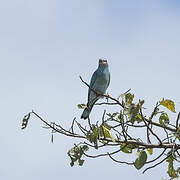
102, 110, 106, 124
146, 103, 159, 144
124, 88, 131, 94
149, 103, 159, 120
176, 150, 180, 157
70, 117, 76, 134
75, 121, 87, 136
99, 138, 180, 149
145, 149, 166, 164
108, 153, 134, 165
31, 111, 85, 139
79, 76, 124, 108
83, 141, 107, 148
163, 127, 170, 143
140, 108, 162, 145
95, 102, 119, 106
84, 148, 121, 158
144, 118, 176, 132
176, 112, 180, 129
143, 152, 171, 174
101, 110, 106, 139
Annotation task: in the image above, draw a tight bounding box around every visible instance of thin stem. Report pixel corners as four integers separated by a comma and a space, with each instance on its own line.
143, 152, 171, 174
176, 112, 180, 129
79, 76, 124, 108
108, 153, 134, 165
140, 108, 162, 145
145, 149, 166, 164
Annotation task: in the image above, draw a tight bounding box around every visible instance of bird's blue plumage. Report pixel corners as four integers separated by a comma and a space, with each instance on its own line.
81, 59, 110, 119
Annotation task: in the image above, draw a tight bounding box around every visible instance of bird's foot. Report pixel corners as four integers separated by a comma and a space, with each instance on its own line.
105, 92, 110, 102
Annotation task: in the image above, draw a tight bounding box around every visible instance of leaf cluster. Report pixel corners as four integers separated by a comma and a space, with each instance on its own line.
68, 144, 89, 167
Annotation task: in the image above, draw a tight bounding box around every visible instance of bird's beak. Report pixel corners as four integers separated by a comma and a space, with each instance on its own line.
99, 60, 107, 64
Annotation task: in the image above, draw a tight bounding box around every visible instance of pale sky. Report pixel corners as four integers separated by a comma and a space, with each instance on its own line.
0, 0, 180, 179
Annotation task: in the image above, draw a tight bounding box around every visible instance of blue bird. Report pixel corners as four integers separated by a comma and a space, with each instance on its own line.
81, 59, 110, 119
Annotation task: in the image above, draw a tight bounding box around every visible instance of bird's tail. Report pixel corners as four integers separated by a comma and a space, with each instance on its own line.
81, 99, 98, 119
81, 107, 90, 119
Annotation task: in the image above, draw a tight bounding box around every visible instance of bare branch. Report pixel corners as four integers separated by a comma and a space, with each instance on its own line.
140, 108, 162, 145
95, 102, 119, 106
70, 117, 76, 134
84, 148, 121, 158
79, 76, 124, 108
31, 111, 86, 139
143, 152, 171, 174
145, 149, 166, 164
108, 153, 134, 165
176, 112, 180, 129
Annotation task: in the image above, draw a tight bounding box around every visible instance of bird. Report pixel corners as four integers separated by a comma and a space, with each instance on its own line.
81, 59, 110, 119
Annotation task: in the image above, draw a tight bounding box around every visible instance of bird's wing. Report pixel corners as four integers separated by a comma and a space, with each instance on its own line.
88, 70, 98, 103
106, 72, 110, 89
89, 70, 98, 88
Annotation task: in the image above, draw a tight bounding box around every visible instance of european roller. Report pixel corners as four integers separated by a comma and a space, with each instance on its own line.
81, 59, 110, 119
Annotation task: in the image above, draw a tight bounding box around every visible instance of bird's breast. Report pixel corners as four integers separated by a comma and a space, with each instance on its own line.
93, 71, 109, 94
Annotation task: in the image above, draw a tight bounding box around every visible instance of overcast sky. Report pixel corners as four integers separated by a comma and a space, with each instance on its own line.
0, 0, 180, 179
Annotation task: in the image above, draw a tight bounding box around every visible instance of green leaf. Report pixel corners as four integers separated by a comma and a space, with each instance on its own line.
86, 125, 99, 149
134, 151, 147, 170
21, 113, 31, 130
121, 143, 133, 153
124, 100, 144, 124
167, 150, 179, 179
100, 125, 115, 142
124, 104, 138, 124
106, 112, 119, 118
118, 113, 124, 121
68, 144, 89, 167
146, 148, 153, 155
160, 98, 176, 113
78, 159, 85, 166
137, 114, 142, 120
81, 145, 89, 152
168, 164, 179, 179
159, 113, 169, 126
120, 93, 134, 105
103, 122, 111, 130
125, 93, 134, 104
77, 104, 86, 109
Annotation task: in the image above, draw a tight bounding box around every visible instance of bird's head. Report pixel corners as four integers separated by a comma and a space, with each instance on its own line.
99, 59, 108, 66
